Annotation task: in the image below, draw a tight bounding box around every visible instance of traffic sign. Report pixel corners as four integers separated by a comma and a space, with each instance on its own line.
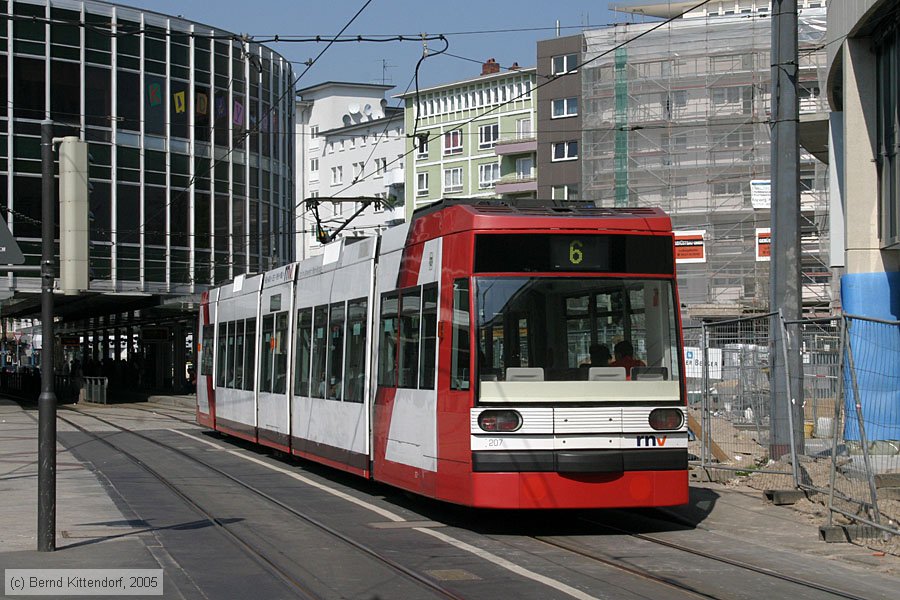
0, 215, 24, 265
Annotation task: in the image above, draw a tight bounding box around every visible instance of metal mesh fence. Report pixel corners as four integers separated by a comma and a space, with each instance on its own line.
825, 315, 900, 540
690, 312, 898, 544
790, 318, 841, 492
696, 314, 791, 476
683, 325, 703, 464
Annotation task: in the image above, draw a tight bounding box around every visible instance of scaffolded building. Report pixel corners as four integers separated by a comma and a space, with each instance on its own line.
579, 6, 829, 321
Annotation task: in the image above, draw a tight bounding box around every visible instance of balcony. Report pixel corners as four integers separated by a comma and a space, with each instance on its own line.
383, 167, 405, 187
495, 172, 537, 194
494, 135, 537, 156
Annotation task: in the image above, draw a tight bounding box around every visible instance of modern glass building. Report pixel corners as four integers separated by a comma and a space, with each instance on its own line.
1, 0, 296, 295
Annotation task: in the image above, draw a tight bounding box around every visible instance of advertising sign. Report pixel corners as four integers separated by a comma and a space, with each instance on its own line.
756, 228, 771, 262
674, 230, 706, 264
751, 180, 771, 209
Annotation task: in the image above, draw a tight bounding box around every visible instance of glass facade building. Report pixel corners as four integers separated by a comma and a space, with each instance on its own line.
1, 0, 295, 294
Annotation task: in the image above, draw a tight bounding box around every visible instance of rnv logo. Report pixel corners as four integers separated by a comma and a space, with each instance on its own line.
636, 435, 667, 447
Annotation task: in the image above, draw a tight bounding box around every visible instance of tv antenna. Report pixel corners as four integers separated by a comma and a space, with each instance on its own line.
375, 59, 396, 85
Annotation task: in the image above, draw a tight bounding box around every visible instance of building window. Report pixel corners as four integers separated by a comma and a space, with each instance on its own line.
552, 141, 578, 161
552, 97, 578, 118
552, 53, 578, 75
331, 166, 343, 185
353, 162, 363, 179
443, 167, 463, 193
417, 172, 429, 196
712, 181, 742, 196
375, 157, 387, 176
478, 163, 500, 188
516, 157, 534, 179
517, 118, 532, 138
552, 185, 579, 200
311, 125, 319, 138
478, 123, 499, 149
415, 136, 429, 160
711, 85, 747, 105
444, 129, 463, 155
310, 158, 319, 181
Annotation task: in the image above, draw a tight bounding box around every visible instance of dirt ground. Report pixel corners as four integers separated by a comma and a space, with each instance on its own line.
691, 407, 900, 556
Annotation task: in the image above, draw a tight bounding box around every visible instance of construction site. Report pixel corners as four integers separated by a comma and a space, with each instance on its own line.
580, 5, 830, 323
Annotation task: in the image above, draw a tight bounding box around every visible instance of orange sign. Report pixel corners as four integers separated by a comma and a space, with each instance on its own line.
756, 228, 771, 262
674, 230, 706, 264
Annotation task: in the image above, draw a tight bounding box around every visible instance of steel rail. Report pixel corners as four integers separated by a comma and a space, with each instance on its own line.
62, 406, 466, 600
57, 412, 322, 600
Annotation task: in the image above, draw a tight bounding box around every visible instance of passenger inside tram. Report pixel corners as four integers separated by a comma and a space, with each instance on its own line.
609, 340, 646, 378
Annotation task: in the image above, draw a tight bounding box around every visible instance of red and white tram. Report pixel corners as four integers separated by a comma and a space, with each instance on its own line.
197, 200, 689, 509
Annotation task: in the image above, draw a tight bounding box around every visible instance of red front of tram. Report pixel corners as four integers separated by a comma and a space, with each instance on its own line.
372, 203, 689, 509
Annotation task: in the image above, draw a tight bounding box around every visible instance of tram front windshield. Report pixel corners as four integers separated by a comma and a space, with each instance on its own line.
474, 277, 681, 383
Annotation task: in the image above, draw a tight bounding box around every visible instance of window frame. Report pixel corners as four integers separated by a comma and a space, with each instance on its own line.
443, 167, 463, 194
551, 97, 578, 119
478, 123, 499, 149
443, 129, 463, 155
416, 172, 429, 196
552, 53, 578, 75
551, 141, 579, 162
415, 136, 429, 160
478, 162, 500, 189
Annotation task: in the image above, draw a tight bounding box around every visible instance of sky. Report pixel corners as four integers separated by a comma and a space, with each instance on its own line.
117, 1, 660, 93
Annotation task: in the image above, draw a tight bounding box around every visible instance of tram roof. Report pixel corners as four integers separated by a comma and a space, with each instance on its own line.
408, 198, 673, 240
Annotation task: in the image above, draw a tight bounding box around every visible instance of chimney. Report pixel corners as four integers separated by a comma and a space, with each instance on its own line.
509, 62, 520, 71
481, 58, 500, 76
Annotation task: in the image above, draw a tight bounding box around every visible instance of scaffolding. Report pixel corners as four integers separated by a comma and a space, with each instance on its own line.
581, 9, 829, 321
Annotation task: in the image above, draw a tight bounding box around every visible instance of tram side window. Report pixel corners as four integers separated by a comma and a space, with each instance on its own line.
327, 302, 345, 400
200, 325, 214, 376
398, 288, 421, 389
378, 293, 399, 387
419, 284, 438, 390
451, 279, 471, 390
216, 322, 227, 387
273, 312, 289, 394
233, 320, 245, 389
344, 298, 367, 403
243, 318, 256, 391
294, 308, 312, 397
260, 314, 274, 393
310, 305, 329, 398
226, 321, 236, 388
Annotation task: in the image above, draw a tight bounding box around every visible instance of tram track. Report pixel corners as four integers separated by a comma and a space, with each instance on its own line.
59, 404, 884, 600
59, 406, 467, 600
528, 514, 871, 600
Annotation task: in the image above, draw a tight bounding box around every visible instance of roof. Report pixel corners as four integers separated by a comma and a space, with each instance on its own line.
297, 81, 395, 96
395, 67, 536, 99
405, 198, 672, 244
319, 106, 403, 136
608, 1, 701, 18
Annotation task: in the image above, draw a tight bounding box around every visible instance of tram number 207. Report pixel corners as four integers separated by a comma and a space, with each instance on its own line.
487, 438, 504, 447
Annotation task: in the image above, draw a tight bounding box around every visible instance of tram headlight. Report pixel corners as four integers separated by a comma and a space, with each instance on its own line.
478, 410, 522, 432
649, 408, 684, 431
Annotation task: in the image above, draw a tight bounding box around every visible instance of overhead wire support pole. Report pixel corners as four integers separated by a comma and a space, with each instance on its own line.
39, 119, 57, 552
769, 0, 803, 461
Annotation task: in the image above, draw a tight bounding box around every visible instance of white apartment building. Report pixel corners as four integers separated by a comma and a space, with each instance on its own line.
295, 82, 405, 259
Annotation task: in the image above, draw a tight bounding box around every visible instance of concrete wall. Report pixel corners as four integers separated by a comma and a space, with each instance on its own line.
536, 35, 583, 199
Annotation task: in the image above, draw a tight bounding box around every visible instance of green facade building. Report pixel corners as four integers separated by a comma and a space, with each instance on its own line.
398, 61, 537, 219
